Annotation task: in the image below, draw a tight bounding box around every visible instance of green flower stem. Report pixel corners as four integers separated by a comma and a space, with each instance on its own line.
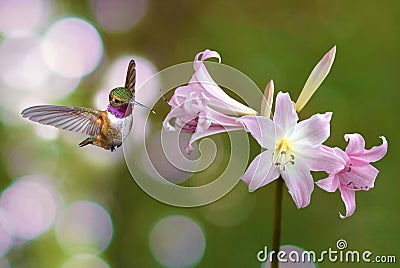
271, 177, 283, 268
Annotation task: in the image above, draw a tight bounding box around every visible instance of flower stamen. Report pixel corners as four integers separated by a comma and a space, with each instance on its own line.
274, 138, 295, 171
347, 163, 352, 172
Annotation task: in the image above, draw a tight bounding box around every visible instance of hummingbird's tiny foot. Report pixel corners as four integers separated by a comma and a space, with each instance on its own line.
79, 137, 95, 147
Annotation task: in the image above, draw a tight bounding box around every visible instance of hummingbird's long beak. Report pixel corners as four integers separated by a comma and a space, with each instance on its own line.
130, 99, 156, 114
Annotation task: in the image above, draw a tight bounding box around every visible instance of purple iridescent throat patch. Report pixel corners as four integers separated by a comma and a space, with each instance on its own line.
107, 105, 129, 119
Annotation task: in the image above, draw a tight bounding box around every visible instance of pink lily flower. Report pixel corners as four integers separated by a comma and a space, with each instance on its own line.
163, 49, 258, 153
240, 92, 343, 208
316, 134, 388, 218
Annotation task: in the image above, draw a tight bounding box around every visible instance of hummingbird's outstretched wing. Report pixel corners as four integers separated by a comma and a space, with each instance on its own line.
21, 105, 103, 136
125, 60, 136, 96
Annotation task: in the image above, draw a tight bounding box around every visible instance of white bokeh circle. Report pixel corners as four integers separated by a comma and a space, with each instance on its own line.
55, 200, 113, 254
41, 17, 103, 78
149, 215, 206, 268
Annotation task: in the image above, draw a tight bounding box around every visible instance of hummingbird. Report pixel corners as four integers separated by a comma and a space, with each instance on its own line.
21, 60, 155, 152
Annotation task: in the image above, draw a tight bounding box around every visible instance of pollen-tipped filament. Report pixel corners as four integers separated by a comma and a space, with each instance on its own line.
274, 138, 295, 171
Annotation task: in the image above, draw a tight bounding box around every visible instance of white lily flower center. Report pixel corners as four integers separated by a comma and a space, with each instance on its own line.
274, 138, 295, 171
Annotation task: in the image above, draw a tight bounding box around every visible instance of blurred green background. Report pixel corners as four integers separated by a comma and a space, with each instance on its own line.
0, 0, 398, 267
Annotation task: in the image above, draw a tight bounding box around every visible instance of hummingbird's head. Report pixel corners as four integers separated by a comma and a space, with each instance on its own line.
109, 87, 133, 107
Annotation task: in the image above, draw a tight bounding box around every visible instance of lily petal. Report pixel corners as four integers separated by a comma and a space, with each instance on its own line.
194, 49, 221, 70
274, 92, 298, 138
357, 136, 387, 163
344, 133, 365, 155
187, 124, 243, 154
162, 107, 181, 131
169, 85, 200, 107
242, 151, 279, 192
204, 106, 245, 128
196, 113, 212, 132
186, 107, 245, 153
295, 46, 336, 112
339, 185, 356, 219
332, 146, 350, 163
316, 174, 339, 192
321, 145, 350, 164
340, 163, 379, 190
304, 146, 345, 173
282, 158, 314, 208
260, 80, 274, 118
240, 116, 275, 149
292, 112, 332, 146
191, 50, 258, 116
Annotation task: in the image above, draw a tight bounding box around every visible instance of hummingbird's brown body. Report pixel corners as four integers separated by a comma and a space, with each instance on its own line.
21, 60, 151, 151
79, 104, 134, 151
77, 109, 129, 151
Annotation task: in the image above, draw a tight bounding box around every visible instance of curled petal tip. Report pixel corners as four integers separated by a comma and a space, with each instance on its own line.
195, 49, 221, 63
379, 135, 388, 149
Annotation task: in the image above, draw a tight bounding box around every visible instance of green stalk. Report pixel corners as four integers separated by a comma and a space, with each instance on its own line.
271, 177, 283, 268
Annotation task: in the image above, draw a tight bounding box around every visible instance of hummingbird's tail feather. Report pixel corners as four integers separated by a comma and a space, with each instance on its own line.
125, 60, 136, 95
130, 99, 156, 114
79, 136, 96, 147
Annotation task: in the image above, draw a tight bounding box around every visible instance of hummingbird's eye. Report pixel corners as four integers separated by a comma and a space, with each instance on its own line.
114, 99, 120, 104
